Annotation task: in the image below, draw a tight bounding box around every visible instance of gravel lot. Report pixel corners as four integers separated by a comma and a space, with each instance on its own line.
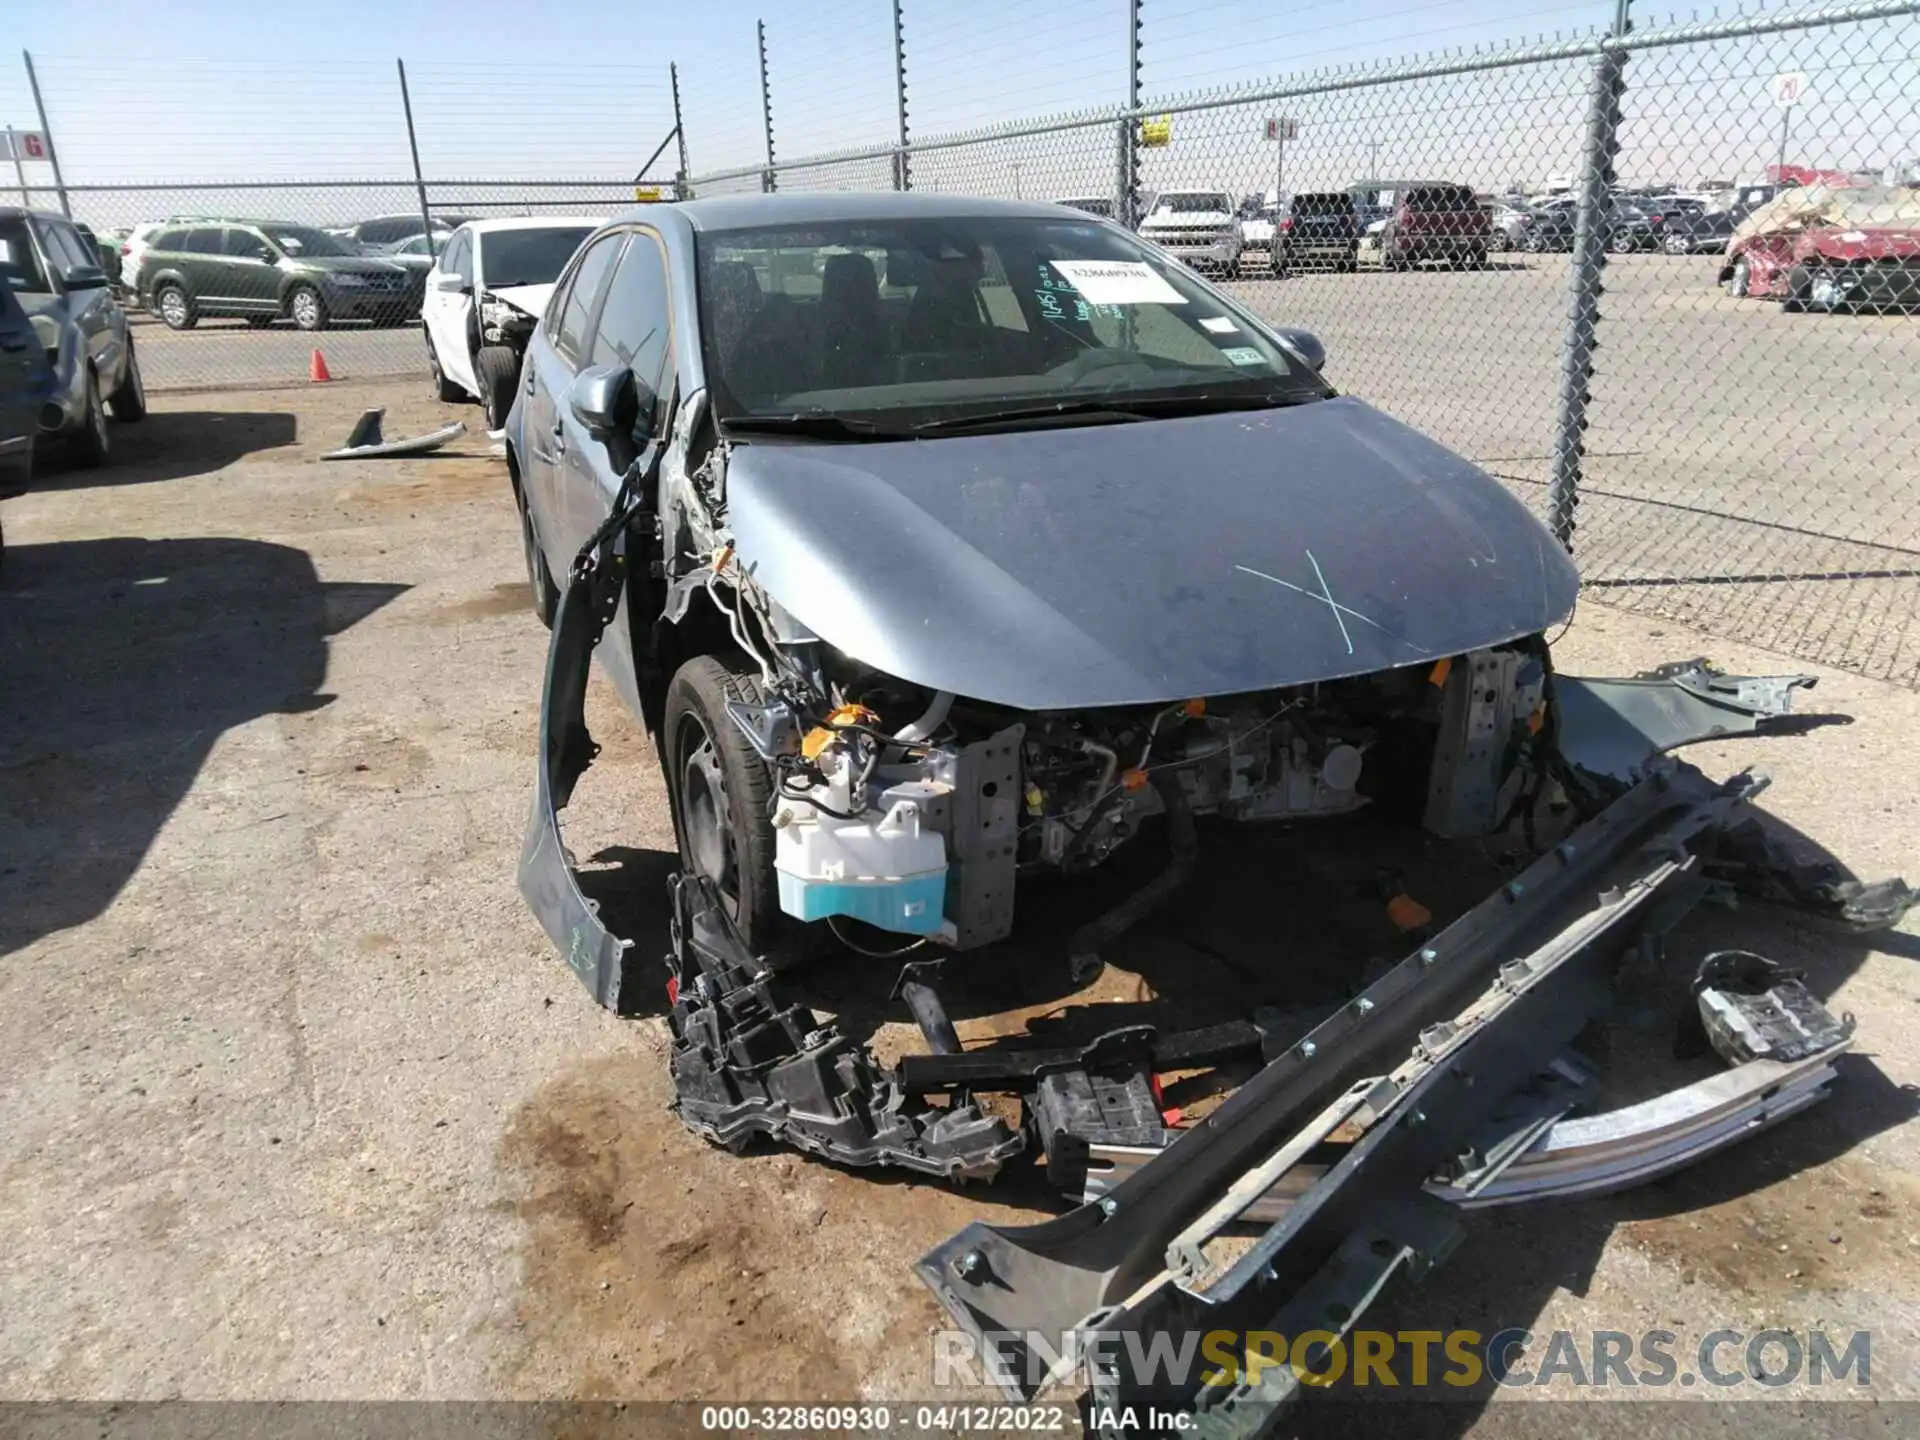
2, 378, 1917, 1429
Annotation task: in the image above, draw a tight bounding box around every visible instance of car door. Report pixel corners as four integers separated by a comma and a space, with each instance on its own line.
0, 279, 46, 495
522, 230, 625, 582
425, 228, 476, 395
221, 225, 281, 313
556, 227, 675, 716
178, 226, 230, 308
35, 217, 123, 391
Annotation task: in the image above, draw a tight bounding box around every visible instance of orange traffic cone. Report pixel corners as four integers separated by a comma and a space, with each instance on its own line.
309, 349, 332, 383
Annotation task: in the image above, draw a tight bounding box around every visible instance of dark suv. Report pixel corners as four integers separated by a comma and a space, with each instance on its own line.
1275, 192, 1360, 273
136, 220, 417, 331
1380, 182, 1489, 270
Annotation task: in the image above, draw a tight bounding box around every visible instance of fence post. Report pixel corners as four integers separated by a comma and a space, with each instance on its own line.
671, 62, 691, 199
396, 60, 438, 258
22, 51, 71, 218
757, 20, 777, 193
7, 127, 29, 206
892, 0, 910, 191
1548, 0, 1631, 552
1119, 0, 1143, 226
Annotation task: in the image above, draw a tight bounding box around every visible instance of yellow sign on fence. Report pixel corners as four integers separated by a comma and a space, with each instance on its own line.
1140, 115, 1172, 148
633, 184, 667, 202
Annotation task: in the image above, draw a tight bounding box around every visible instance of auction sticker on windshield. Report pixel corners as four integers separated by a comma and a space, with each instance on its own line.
1048, 260, 1187, 305
1219, 346, 1267, 366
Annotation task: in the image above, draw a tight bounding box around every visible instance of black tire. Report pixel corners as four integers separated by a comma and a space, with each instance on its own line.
1662, 232, 1691, 256
663, 653, 797, 962
287, 284, 328, 332
515, 483, 558, 628
1521, 230, 1545, 254
153, 283, 196, 330
107, 337, 146, 422
1783, 266, 1815, 314
1727, 256, 1751, 298
70, 366, 110, 468
425, 328, 463, 403
1608, 231, 1638, 255
475, 345, 519, 430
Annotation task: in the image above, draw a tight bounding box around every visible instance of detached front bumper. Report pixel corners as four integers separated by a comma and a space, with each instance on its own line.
915, 762, 1881, 1427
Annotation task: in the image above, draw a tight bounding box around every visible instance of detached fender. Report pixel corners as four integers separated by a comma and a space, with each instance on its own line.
1555, 658, 1820, 783
518, 555, 659, 1011
519, 444, 669, 1013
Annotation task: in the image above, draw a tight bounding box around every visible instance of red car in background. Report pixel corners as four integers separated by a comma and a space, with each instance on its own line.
1720, 184, 1920, 313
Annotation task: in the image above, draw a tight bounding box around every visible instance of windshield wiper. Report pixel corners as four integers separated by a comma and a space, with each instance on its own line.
718, 413, 909, 442
908, 390, 1307, 436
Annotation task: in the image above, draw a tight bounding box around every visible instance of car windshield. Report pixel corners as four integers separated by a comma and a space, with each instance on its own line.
1152, 194, 1230, 215
264, 226, 354, 257
696, 214, 1327, 434
480, 227, 593, 288
1293, 194, 1351, 214
0, 217, 50, 292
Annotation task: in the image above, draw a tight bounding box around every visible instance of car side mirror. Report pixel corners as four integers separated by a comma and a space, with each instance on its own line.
62, 264, 109, 290
432, 271, 467, 293
1273, 326, 1326, 372
568, 364, 654, 446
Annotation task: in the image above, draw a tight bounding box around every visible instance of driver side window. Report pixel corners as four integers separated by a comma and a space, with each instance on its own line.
445, 231, 472, 284
222, 229, 271, 260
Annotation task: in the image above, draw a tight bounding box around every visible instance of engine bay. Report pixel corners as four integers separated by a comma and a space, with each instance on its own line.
727, 641, 1553, 960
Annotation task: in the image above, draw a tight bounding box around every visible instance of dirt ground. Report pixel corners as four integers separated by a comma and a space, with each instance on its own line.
1, 379, 1917, 1430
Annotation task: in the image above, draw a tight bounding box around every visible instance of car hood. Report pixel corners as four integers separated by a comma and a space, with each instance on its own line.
483, 281, 556, 316
725, 396, 1579, 710
1800, 225, 1920, 262
1141, 213, 1232, 230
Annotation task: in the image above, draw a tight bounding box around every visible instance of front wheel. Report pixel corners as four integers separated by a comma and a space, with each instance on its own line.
287, 285, 328, 332
1662, 232, 1691, 256
154, 283, 196, 330
663, 654, 793, 961
1727, 256, 1751, 298
475, 345, 520, 430
1521, 231, 1545, 254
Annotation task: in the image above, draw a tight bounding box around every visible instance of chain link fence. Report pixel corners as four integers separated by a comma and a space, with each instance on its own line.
682, 0, 1920, 686
7, 1, 1918, 685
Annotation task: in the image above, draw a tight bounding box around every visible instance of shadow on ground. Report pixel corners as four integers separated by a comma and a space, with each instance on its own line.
31, 410, 298, 486
0, 536, 405, 955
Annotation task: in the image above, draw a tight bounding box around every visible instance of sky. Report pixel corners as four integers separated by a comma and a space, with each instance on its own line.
4, 0, 1914, 225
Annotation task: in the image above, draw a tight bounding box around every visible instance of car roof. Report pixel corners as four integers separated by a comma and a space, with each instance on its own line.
0, 205, 70, 222
465, 216, 605, 236
650, 191, 1086, 231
